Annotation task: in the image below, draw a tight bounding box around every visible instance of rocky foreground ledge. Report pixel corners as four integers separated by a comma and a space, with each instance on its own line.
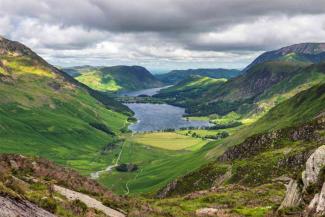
279, 145, 325, 216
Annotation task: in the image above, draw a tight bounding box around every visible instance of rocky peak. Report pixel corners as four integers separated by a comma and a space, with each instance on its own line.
0, 36, 37, 57
276, 43, 325, 55
244, 42, 325, 71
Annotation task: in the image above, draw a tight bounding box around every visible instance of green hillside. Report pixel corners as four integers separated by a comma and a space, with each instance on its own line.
216, 82, 325, 150
151, 84, 325, 217
155, 76, 227, 108
63, 65, 163, 92
155, 61, 325, 117
0, 37, 130, 174
156, 68, 240, 84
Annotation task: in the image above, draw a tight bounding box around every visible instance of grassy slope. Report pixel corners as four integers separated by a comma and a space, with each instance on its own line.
208, 81, 325, 158
156, 61, 325, 117
0, 45, 129, 175
160, 76, 226, 92
149, 83, 325, 217
103, 72, 325, 196
155, 76, 226, 108
157, 82, 325, 195
99, 139, 214, 195
155, 68, 240, 84
67, 65, 163, 92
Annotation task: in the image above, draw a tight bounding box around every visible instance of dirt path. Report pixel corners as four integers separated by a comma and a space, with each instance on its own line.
53, 185, 125, 217
90, 141, 125, 179
124, 168, 143, 195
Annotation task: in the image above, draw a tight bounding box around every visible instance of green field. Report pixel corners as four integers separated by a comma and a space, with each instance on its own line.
94, 131, 230, 195
129, 132, 208, 151
98, 140, 216, 195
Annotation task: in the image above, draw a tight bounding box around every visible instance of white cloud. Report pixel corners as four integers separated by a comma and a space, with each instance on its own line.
0, 0, 325, 71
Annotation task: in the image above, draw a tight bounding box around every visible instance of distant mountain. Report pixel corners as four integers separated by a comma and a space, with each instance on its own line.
62, 65, 163, 92
155, 75, 227, 108
59, 65, 94, 77
155, 68, 241, 84
244, 43, 325, 71
156, 60, 325, 116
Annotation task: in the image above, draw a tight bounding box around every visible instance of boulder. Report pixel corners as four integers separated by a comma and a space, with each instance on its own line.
303, 146, 325, 189
195, 208, 220, 216
279, 179, 302, 209
305, 193, 319, 215
316, 182, 325, 215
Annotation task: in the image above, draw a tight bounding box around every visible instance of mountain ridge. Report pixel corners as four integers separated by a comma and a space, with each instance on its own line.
63, 65, 163, 92
244, 42, 325, 71
155, 68, 241, 84
0, 36, 131, 178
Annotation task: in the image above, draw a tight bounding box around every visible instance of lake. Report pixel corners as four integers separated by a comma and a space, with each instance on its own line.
125, 103, 212, 132
119, 86, 171, 97
123, 87, 212, 132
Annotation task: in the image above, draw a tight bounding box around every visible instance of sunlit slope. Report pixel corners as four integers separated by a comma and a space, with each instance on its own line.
0, 37, 129, 172
155, 76, 227, 108
156, 68, 240, 84
208, 82, 325, 156
63, 65, 163, 92
156, 61, 325, 117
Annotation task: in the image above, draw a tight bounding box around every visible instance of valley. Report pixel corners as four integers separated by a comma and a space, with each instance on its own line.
0, 34, 325, 217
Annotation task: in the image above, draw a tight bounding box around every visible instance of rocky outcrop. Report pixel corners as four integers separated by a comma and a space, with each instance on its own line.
316, 183, 325, 215
244, 43, 325, 71
279, 145, 325, 216
0, 195, 56, 217
195, 208, 220, 216
0, 36, 36, 57
219, 117, 324, 162
156, 163, 229, 198
53, 185, 125, 217
0, 154, 127, 210
156, 179, 179, 198
302, 145, 325, 189
279, 179, 302, 209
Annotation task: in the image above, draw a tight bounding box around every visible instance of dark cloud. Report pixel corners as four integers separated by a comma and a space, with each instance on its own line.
2, 0, 325, 33
1, 0, 325, 68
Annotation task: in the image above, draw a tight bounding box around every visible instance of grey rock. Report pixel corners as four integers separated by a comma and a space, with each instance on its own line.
0, 195, 56, 217
303, 146, 325, 189
279, 179, 302, 209
306, 193, 319, 215
316, 182, 325, 215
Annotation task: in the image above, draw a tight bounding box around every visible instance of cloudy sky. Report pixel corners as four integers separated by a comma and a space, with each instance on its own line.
1, 0, 325, 73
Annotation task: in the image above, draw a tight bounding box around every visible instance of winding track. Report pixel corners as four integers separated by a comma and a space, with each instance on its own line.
90, 141, 125, 179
